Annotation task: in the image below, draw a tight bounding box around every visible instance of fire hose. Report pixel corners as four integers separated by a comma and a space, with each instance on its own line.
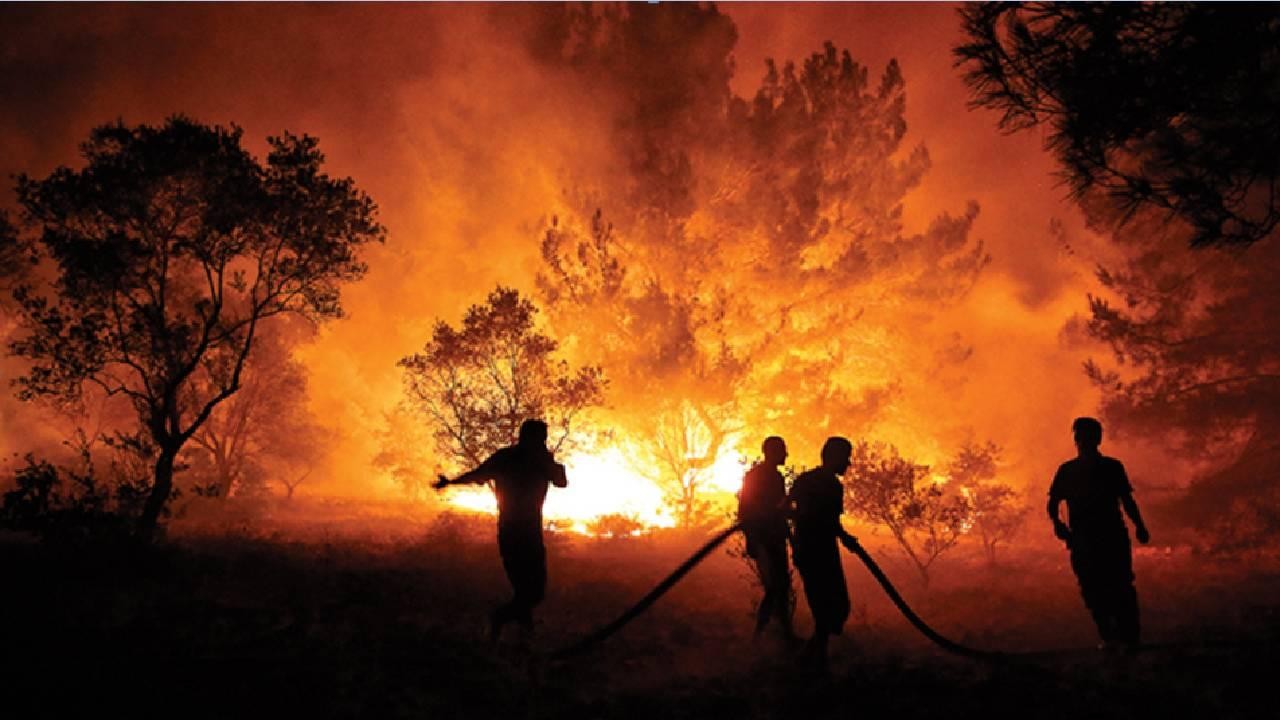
549, 522, 1006, 661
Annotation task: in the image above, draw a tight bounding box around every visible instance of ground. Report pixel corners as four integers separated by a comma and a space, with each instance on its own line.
2, 499, 1277, 719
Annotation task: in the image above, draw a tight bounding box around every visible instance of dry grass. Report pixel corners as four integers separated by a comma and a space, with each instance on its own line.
3, 499, 1277, 719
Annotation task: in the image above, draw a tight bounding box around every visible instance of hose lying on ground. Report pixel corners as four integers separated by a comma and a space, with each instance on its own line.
548, 523, 741, 660
548, 524, 1006, 662
841, 539, 1006, 661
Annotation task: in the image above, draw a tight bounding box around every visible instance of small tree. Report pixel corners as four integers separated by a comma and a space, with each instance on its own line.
845, 441, 973, 587
586, 512, 645, 539
396, 286, 605, 472
946, 440, 1026, 565
185, 329, 320, 499
641, 400, 738, 529
280, 470, 309, 501
7, 117, 383, 539
372, 405, 441, 501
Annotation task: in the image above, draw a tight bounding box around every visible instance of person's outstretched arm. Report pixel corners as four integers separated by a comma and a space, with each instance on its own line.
1121, 492, 1150, 544
551, 462, 568, 489
434, 455, 499, 489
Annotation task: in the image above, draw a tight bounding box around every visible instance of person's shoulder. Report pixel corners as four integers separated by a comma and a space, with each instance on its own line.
1100, 454, 1126, 469
793, 468, 825, 486
490, 446, 521, 465
761, 464, 785, 482
1100, 455, 1130, 484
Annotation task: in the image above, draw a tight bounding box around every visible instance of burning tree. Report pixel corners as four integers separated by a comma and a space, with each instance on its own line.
396, 286, 605, 474
645, 401, 740, 529
535, 6, 989, 500
6, 117, 383, 539
946, 440, 1026, 565
844, 441, 973, 587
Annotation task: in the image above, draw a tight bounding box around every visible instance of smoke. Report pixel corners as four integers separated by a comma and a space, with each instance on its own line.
0, 4, 1126, 504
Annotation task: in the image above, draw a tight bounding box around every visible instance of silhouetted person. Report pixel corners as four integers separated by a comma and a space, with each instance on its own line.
1048, 417, 1150, 651
789, 436, 859, 671
434, 419, 568, 643
738, 436, 797, 642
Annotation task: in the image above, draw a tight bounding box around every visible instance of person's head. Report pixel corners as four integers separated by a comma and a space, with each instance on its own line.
518, 419, 549, 447
762, 436, 788, 466
1072, 417, 1103, 453
820, 436, 853, 475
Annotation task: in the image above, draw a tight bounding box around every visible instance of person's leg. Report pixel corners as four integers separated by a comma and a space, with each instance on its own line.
765, 539, 795, 636
753, 540, 780, 635
797, 553, 842, 672
796, 557, 825, 661
1071, 548, 1114, 645
492, 548, 522, 644
1113, 544, 1140, 646
507, 540, 546, 631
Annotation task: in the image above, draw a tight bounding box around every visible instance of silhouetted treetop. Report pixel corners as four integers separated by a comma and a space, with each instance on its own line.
955, 3, 1280, 247
397, 286, 605, 473
8, 115, 384, 538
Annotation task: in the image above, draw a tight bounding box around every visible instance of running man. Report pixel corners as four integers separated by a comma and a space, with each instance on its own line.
434, 419, 568, 642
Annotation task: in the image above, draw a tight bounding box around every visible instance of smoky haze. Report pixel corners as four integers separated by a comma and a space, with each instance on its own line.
0, 3, 1129, 508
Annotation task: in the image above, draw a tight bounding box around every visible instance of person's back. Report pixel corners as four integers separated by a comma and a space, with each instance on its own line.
1051, 453, 1130, 543
790, 467, 843, 552
789, 437, 858, 671
740, 462, 788, 539
1048, 417, 1149, 650
489, 443, 565, 536
737, 436, 795, 641
433, 419, 568, 642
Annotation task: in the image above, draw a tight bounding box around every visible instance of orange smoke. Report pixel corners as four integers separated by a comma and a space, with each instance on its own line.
0, 3, 1132, 532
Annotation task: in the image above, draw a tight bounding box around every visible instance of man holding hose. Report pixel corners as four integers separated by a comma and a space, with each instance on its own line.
738, 435, 798, 643
790, 436, 860, 671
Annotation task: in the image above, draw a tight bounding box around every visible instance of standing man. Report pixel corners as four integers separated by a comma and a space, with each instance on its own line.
738, 436, 797, 642
790, 436, 859, 671
1048, 417, 1150, 651
434, 419, 568, 643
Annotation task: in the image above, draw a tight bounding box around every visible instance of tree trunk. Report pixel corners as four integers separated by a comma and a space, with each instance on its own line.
137, 444, 179, 542
214, 449, 235, 499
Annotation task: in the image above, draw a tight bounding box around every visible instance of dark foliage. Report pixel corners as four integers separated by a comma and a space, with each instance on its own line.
956, 3, 1280, 247
396, 286, 605, 476
7, 116, 383, 538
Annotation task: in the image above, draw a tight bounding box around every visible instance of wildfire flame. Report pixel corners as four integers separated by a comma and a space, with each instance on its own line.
439, 442, 748, 535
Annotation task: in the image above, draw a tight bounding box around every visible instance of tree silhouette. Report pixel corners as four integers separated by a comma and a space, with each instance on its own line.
1082, 212, 1280, 544
396, 286, 605, 472
7, 116, 383, 539
956, 3, 1280, 247
946, 440, 1025, 565
844, 441, 972, 587
185, 327, 324, 500
372, 404, 442, 501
